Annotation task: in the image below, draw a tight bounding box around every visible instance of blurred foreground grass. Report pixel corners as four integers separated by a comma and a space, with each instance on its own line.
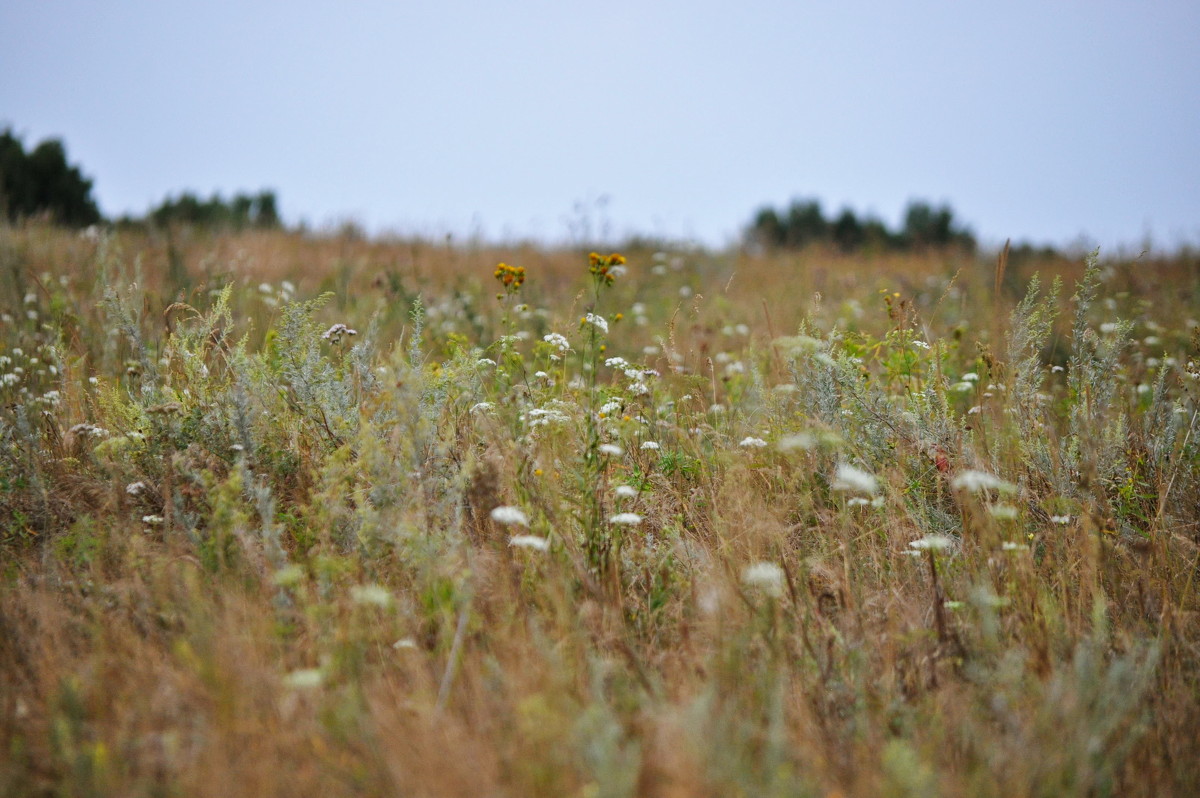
1, 225, 1199, 796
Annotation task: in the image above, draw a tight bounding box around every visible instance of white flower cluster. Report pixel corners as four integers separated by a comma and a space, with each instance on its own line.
831, 464, 879, 495
583, 313, 609, 334
68, 423, 110, 439
543, 332, 571, 355
742, 562, 785, 598
950, 470, 1016, 494
490, 506, 529, 526
509, 535, 550, 551
322, 323, 358, 342
524, 407, 571, 428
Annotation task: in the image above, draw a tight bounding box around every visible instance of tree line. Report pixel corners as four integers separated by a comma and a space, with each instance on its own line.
746, 198, 977, 253
1, 128, 279, 231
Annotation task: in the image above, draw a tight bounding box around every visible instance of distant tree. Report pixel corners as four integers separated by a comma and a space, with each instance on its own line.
745, 196, 974, 254
782, 200, 827, 248
0, 129, 102, 226
750, 207, 785, 248
146, 189, 282, 230
830, 208, 865, 252
900, 200, 975, 251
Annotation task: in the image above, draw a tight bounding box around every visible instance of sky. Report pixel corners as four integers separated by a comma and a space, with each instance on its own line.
3, 0, 1198, 251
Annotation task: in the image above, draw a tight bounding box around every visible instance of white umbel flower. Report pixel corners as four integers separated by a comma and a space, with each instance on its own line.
742, 562, 785, 598
350, 584, 394, 608
543, 332, 571, 352
951, 470, 1016, 494
608, 512, 643, 526
490, 506, 529, 526
583, 313, 609, 334
509, 535, 550, 551
831, 464, 879, 495
909, 535, 954, 552
739, 436, 768, 448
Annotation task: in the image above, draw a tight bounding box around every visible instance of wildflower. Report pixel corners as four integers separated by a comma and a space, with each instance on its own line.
1001, 541, 1029, 552
126, 481, 147, 496
493, 262, 526, 290
615, 485, 638, 498
322, 323, 358, 342
599, 399, 623, 416
742, 562, 785, 598
605, 356, 630, 369
489, 506, 529, 526
909, 535, 954, 552
69, 423, 108, 438
582, 313, 609, 334
739, 436, 768, 448
588, 252, 626, 286
831, 464, 879, 495
912, 340, 931, 350
142, 514, 165, 525
640, 441, 660, 450
392, 638, 418, 650
1049, 514, 1071, 525
598, 443, 623, 456
961, 372, 979, 382
469, 402, 494, 415
283, 669, 324, 689
476, 358, 497, 367
777, 433, 816, 452
989, 503, 1019, 520
509, 535, 550, 551
951, 469, 1016, 494
272, 564, 306, 587
543, 332, 570, 352
351, 584, 394, 608
629, 382, 650, 396
608, 512, 642, 526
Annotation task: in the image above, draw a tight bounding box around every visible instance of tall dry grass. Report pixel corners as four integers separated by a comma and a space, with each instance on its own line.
1, 224, 1198, 796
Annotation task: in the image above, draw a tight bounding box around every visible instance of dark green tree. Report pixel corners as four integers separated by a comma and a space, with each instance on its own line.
830, 208, 865, 252
0, 129, 102, 226
900, 200, 975, 251
146, 189, 281, 230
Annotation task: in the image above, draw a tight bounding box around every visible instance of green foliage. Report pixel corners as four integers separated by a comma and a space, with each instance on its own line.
0, 129, 102, 227
746, 197, 976, 253
135, 189, 282, 231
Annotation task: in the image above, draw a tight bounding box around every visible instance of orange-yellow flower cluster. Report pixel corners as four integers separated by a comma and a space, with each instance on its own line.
588, 252, 626, 286
493, 262, 526, 290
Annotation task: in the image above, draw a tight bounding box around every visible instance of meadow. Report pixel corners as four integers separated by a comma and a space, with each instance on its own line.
1, 224, 1198, 796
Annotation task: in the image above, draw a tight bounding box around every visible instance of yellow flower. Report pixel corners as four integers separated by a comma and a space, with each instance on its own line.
494, 262, 526, 291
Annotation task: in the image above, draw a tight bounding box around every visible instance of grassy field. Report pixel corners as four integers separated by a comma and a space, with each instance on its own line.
1, 224, 1198, 796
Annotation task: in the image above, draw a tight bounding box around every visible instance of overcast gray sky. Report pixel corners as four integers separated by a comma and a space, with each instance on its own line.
3, 0, 1198, 250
